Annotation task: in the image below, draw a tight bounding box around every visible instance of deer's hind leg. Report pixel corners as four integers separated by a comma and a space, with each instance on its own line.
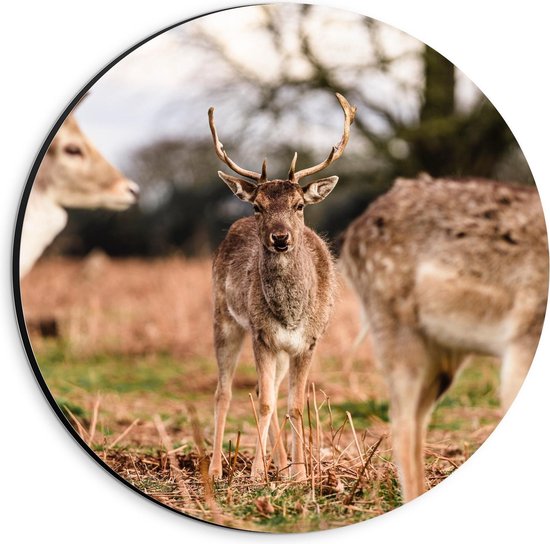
209, 308, 245, 479
377, 327, 461, 502
500, 337, 537, 412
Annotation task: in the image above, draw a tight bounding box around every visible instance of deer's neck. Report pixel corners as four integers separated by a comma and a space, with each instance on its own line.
259, 244, 314, 328
20, 188, 67, 278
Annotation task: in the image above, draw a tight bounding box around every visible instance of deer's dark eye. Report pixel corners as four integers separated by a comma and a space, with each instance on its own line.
64, 144, 83, 156
253, 204, 261, 214
296, 203, 305, 212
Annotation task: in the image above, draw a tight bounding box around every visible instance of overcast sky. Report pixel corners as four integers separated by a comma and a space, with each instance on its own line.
74, 4, 480, 173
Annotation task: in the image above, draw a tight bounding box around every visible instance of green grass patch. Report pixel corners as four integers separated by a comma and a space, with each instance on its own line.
331, 398, 390, 428
441, 358, 499, 408
213, 481, 398, 533
56, 397, 88, 419
34, 341, 214, 400
31, 340, 501, 533
430, 358, 499, 431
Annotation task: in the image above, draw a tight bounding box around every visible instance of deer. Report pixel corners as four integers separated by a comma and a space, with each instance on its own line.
207, 93, 356, 481
19, 109, 139, 278
339, 174, 548, 502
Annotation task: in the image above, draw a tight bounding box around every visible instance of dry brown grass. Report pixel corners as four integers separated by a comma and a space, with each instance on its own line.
20, 255, 502, 532
21, 254, 381, 398
62, 385, 492, 532
22, 254, 216, 358
68, 391, 476, 532
21, 254, 370, 359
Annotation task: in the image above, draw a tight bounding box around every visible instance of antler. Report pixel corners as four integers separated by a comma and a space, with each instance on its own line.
208, 106, 266, 183
289, 93, 357, 183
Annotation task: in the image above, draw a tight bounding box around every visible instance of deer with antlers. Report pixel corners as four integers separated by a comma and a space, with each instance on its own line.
207, 93, 356, 480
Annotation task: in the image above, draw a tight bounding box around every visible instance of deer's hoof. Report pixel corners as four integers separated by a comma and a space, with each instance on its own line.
208, 464, 223, 480
250, 463, 266, 481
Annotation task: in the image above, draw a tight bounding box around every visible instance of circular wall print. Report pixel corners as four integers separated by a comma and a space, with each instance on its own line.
13, 3, 547, 533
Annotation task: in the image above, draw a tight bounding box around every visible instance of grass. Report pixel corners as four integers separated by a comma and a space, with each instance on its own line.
332, 399, 390, 427
31, 337, 502, 532
22, 257, 504, 533
39, 347, 186, 396
56, 397, 88, 419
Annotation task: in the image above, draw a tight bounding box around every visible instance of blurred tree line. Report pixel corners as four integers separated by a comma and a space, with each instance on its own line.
50, 4, 532, 258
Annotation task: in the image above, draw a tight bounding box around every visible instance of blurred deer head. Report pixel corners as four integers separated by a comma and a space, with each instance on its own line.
20, 103, 139, 277
36, 110, 139, 211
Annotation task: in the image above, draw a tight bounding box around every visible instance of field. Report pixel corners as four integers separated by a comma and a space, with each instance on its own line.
20, 255, 502, 532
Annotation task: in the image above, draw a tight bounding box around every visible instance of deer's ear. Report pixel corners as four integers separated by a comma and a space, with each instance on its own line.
302, 176, 339, 205
218, 172, 257, 203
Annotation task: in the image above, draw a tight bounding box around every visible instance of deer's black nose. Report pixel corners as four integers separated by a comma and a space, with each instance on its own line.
270, 232, 289, 245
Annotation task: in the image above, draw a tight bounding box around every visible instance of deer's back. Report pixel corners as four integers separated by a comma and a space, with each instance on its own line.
342, 177, 548, 355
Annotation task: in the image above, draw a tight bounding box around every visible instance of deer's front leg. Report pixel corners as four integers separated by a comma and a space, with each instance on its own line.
250, 340, 277, 480
209, 312, 245, 479
288, 350, 314, 481
268, 352, 289, 472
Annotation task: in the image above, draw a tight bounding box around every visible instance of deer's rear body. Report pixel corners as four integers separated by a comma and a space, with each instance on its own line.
341, 176, 548, 501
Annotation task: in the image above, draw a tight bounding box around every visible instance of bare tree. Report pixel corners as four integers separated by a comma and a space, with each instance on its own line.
183, 4, 531, 183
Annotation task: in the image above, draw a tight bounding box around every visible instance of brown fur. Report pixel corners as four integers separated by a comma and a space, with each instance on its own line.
35, 112, 138, 209
209, 182, 337, 480
207, 93, 355, 480
341, 175, 548, 501
20, 111, 139, 277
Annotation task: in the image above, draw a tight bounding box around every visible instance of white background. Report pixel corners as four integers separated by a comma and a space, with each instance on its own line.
2, 1, 549, 541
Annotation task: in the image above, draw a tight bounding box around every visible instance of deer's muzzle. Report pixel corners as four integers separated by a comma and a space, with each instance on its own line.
270, 232, 291, 252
